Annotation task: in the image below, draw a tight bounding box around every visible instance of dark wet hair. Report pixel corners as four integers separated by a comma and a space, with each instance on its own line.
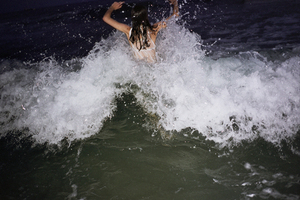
129, 5, 154, 51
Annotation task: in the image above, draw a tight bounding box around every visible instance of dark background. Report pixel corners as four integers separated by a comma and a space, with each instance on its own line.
0, 0, 274, 14
0, 0, 113, 14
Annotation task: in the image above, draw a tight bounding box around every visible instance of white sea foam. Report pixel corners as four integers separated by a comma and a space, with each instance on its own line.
0, 21, 299, 146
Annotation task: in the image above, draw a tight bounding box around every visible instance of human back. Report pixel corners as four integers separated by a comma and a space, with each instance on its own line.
128, 4, 158, 62
129, 27, 156, 62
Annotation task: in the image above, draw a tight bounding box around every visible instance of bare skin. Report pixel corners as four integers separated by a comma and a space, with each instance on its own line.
102, 0, 179, 45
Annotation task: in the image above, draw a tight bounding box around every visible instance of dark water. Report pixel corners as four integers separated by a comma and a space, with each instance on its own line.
1, 0, 300, 199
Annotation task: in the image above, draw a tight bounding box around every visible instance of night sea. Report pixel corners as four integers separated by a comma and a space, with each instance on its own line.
1, 0, 300, 199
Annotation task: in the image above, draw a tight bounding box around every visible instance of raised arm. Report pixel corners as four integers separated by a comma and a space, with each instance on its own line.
166, 0, 179, 20
102, 2, 130, 35
153, 0, 179, 32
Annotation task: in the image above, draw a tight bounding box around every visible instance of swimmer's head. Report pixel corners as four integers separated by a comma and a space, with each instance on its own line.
131, 5, 149, 25
129, 4, 153, 50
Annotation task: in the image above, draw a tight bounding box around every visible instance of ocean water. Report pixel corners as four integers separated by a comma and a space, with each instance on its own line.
1, 0, 300, 199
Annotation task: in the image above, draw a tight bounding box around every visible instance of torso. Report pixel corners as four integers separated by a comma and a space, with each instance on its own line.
127, 28, 157, 63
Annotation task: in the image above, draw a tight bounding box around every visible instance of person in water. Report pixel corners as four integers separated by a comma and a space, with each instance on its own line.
103, 0, 179, 63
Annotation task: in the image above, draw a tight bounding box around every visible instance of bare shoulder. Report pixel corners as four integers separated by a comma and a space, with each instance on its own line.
153, 21, 167, 33
124, 25, 131, 38
149, 29, 158, 43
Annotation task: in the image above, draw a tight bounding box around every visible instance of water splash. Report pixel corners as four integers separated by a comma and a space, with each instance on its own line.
0, 21, 299, 147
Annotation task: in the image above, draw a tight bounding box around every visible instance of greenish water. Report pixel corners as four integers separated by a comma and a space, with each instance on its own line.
1, 93, 299, 200
1, 1, 300, 199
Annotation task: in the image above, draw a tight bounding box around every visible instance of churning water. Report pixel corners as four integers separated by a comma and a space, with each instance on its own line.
1, 0, 300, 199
